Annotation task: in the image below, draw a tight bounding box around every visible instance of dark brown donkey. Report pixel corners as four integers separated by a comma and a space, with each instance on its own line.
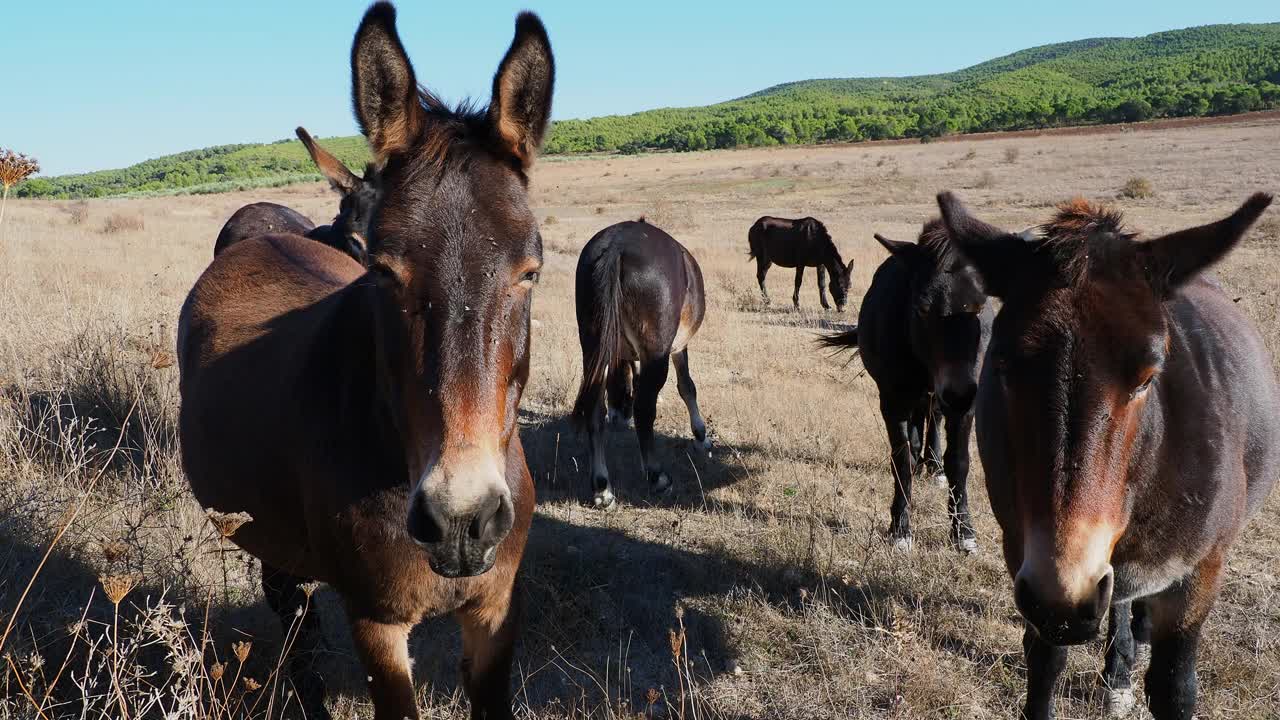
572, 219, 708, 508
939, 191, 1278, 720
178, 4, 553, 719
295, 125, 380, 265
821, 219, 993, 553
213, 201, 315, 255
748, 215, 854, 310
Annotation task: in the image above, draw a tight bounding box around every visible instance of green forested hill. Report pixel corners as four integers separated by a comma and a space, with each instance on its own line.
20, 22, 1280, 198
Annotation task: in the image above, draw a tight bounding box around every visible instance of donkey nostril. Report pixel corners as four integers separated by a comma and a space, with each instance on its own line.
1013, 574, 1036, 620
468, 493, 514, 545
407, 495, 445, 545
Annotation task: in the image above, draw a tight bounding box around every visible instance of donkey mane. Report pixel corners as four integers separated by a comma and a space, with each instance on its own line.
917, 217, 957, 265
1034, 198, 1140, 285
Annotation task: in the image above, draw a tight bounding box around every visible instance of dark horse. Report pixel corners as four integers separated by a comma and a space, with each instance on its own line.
178, 4, 553, 719
821, 219, 993, 553
939, 191, 1277, 720
572, 219, 708, 508
748, 215, 854, 310
210, 128, 379, 264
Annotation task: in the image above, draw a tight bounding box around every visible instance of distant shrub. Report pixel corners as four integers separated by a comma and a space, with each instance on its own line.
974, 171, 996, 189
543, 215, 558, 225
65, 200, 90, 225
1004, 147, 1020, 164
102, 213, 145, 234
1120, 177, 1154, 199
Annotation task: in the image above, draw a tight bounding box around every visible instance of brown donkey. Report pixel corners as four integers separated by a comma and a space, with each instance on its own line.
572, 219, 709, 508
178, 4, 553, 719
939, 191, 1277, 720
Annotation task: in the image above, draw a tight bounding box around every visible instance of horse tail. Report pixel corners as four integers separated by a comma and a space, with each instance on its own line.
817, 326, 859, 353
572, 236, 624, 432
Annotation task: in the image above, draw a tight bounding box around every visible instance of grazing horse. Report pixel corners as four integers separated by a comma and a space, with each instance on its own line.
938, 191, 1277, 720
178, 4, 553, 719
296, 125, 380, 265
820, 219, 993, 552
572, 219, 709, 508
213, 201, 315, 256
748, 215, 854, 310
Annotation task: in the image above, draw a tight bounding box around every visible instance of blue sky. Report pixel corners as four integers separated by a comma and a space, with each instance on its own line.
4, 1, 1276, 176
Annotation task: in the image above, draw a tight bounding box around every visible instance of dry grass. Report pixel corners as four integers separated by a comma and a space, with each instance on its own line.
2, 118, 1279, 719
101, 213, 145, 234
1120, 176, 1155, 199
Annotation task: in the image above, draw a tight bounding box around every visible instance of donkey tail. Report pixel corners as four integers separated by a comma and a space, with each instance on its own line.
747, 219, 765, 261
571, 239, 624, 432
817, 326, 859, 352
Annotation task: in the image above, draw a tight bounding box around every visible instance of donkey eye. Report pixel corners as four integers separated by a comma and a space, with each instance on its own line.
1130, 374, 1156, 399
519, 270, 540, 287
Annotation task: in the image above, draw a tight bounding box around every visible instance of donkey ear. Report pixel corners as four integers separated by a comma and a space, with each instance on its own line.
846, 258, 856, 275
351, 2, 424, 160
487, 12, 555, 169
297, 127, 361, 195
936, 191, 1030, 298
874, 233, 916, 257
1140, 192, 1272, 296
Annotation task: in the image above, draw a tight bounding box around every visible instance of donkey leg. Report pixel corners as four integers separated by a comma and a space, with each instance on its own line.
606, 360, 634, 429
756, 260, 771, 304
261, 564, 330, 720
882, 403, 916, 549
456, 584, 520, 720
816, 265, 831, 310
908, 401, 926, 468
349, 614, 418, 720
1023, 625, 1068, 720
792, 267, 804, 309
673, 349, 709, 451
586, 392, 615, 509
1132, 599, 1152, 666
634, 354, 673, 493
1143, 550, 1224, 720
943, 408, 978, 553
925, 399, 946, 484
1100, 601, 1138, 717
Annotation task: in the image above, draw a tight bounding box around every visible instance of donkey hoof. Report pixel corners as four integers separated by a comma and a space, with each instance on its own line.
1102, 687, 1137, 717
891, 535, 914, 552
932, 472, 948, 488
955, 536, 978, 555
650, 472, 672, 494
607, 409, 632, 430
592, 488, 617, 510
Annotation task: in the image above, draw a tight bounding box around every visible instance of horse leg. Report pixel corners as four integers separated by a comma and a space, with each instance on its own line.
1142, 549, 1224, 720
349, 614, 418, 720
792, 267, 804, 309
672, 349, 709, 451
943, 407, 977, 553
816, 265, 831, 310
1100, 600, 1138, 716
924, 398, 945, 483
634, 354, 673, 493
261, 564, 330, 720
455, 584, 520, 720
606, 360, 634, 429
756, 259, 771, 304
1022, 625, 1068, 720
882, 401, 915, 549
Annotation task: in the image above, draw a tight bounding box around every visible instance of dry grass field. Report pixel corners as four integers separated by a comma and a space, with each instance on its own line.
2, 116, 1279, 719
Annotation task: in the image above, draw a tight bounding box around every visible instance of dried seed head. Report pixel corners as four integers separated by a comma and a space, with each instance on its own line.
242, 677, 261, 692
210, 662, 225, 681
99, 574, 138, 605
232, 641, 252, 664
300, 582, 320, 599
647, 688, 660, 707
205, 509, 253, 538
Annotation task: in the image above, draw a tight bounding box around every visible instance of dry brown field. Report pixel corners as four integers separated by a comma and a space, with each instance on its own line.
2, 116, 1279, 719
